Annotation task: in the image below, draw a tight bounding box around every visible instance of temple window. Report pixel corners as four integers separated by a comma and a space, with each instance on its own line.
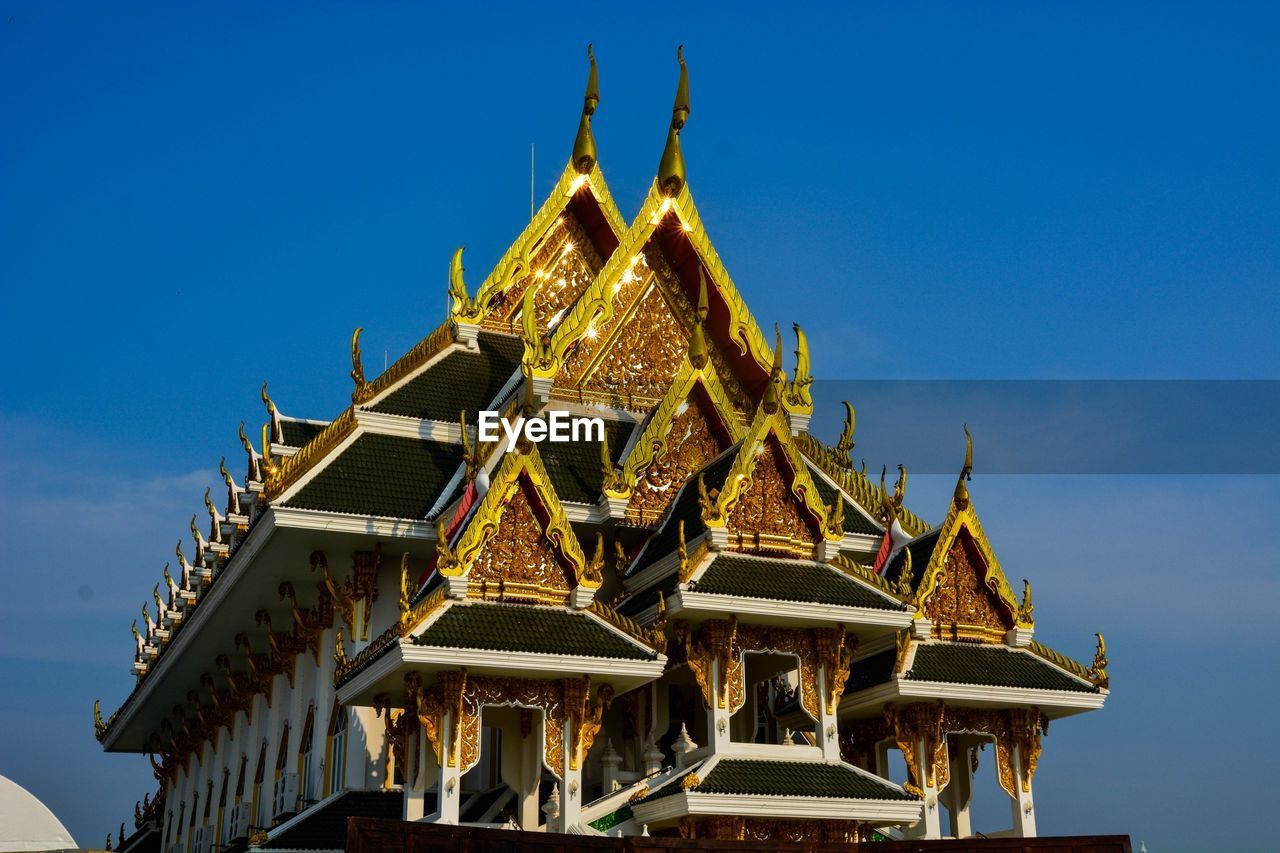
325, 700, 347, 797
298, 705, 316, 807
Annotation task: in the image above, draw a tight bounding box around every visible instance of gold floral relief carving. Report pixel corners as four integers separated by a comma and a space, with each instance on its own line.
559, 252, 655, 386
466, 481, 575, 599
923, 534, 1015, 640
724, 438, 822, 557
486, 214, 605, 332
627, 394, 726, 523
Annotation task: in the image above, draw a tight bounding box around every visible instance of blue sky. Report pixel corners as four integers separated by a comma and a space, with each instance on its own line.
1, 2, 1277, 850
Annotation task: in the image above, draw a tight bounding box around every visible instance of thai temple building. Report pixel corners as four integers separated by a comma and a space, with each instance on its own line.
95, 48, 1110, 852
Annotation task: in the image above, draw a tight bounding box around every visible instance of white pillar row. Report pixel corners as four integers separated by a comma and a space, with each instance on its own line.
1009, 741, 1037, 838
517, 716, 542, 830
401, 727, 428, 822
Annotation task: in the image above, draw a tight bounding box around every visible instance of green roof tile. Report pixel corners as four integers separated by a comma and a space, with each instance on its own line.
284, 434, 462, 518
369, 332, 522, 422
906, 643, 1098, 693
540, 418, 635, 503
638, 759, 912, 802
414, 602, 655, 660
690, 554, 905, 610
810, 471, 881, 536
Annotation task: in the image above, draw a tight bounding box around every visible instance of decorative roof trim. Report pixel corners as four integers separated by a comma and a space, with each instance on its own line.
795, 431, 929, 536
440, 442, 594, 591
528, 180, 775, 388
458, 161, 627, 326
911, 495, 1025, 627
702, 405, 842, 544
608, 359, 744, 503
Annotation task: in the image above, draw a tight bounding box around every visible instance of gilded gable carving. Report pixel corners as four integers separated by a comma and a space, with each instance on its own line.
724, 437, 821, 556
628, 393, 726, 523
922, 531, 1015, 640
467, 482, 575, 599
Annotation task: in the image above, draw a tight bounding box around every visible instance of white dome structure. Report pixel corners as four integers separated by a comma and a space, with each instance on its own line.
0, 775, 76, 852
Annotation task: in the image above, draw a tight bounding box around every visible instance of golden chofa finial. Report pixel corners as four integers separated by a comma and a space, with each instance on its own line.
658, 45, 690, 196
572, 44, 600, 174
448, 247, 478, 321
688, 268, 710, 369
835, 402, 857, 463
954, 424, 973, 510
260, 380, 275, 416
350, 327, 366, 399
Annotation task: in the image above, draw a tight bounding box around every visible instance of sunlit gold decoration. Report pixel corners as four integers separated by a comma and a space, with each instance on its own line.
835, 401, 856, 466
583, 533, 606, 587
1089, 633, 1109, 688
349, 327, 368, 403
447, 247, 478, 323
598, 429, 625, 496
911, 432, 1024, 631
703, 405, 839, 559
896, 547, 914, 596
310, 551, 355, 633
520, 283, 557, 376
658, 45, 690, 195
680, 772, 701, 791
333, 627, 347, 668
922, 536, 1015, 642
586, 599, 666, 653
1018, 578, 1035, 624
795, 430, 929, 535
817, 625, 856, 714
783, 323, 814, 413
442, 444, 589, 600
264, 407, 356, 499
830, 554, 901, 598
894, 629, 913, 675
761, 325, 784, 415
534, 170, 775, 398
571, 45, 599, 174
471, 161, 625, 331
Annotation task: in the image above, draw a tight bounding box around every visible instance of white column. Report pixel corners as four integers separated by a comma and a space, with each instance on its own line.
907, 737, 942, 840
1009, 743, 1037, 837
558, 735, 582, 831
815, 670, 841, 759
401, 728, 427, 821
709, 658, 731, 752
517, 719, 542, 830
436, 710, 462, 825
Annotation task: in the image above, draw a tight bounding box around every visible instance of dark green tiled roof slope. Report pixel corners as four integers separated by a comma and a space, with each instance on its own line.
279, 418, 327, 448
640, 759, 913, 802
414, 603, 656, 660
541, 418, 635, 503
263, 790, 402, 849
370, 331, 522, 421
906, 643, 1098, 693
699, 759, 914, 800
691, 554, 904, 610
810, 471, 881, 536
631, 447, 737, 573
617, 572, 677, 619
284, 434, 462, 518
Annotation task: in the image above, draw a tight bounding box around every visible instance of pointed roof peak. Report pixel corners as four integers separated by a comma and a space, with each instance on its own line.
658, 45, 691, 196
572, 44, 600, 174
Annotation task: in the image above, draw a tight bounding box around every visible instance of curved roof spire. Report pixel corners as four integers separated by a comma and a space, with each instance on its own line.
658, 45, 690, 195
954, 424, 974, 509
571, 44, 600, 174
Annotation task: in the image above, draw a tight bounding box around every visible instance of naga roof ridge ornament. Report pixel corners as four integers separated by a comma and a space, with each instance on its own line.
658, 45, 690, 196
571, 44, 600, 174
954, 423, 974, 510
